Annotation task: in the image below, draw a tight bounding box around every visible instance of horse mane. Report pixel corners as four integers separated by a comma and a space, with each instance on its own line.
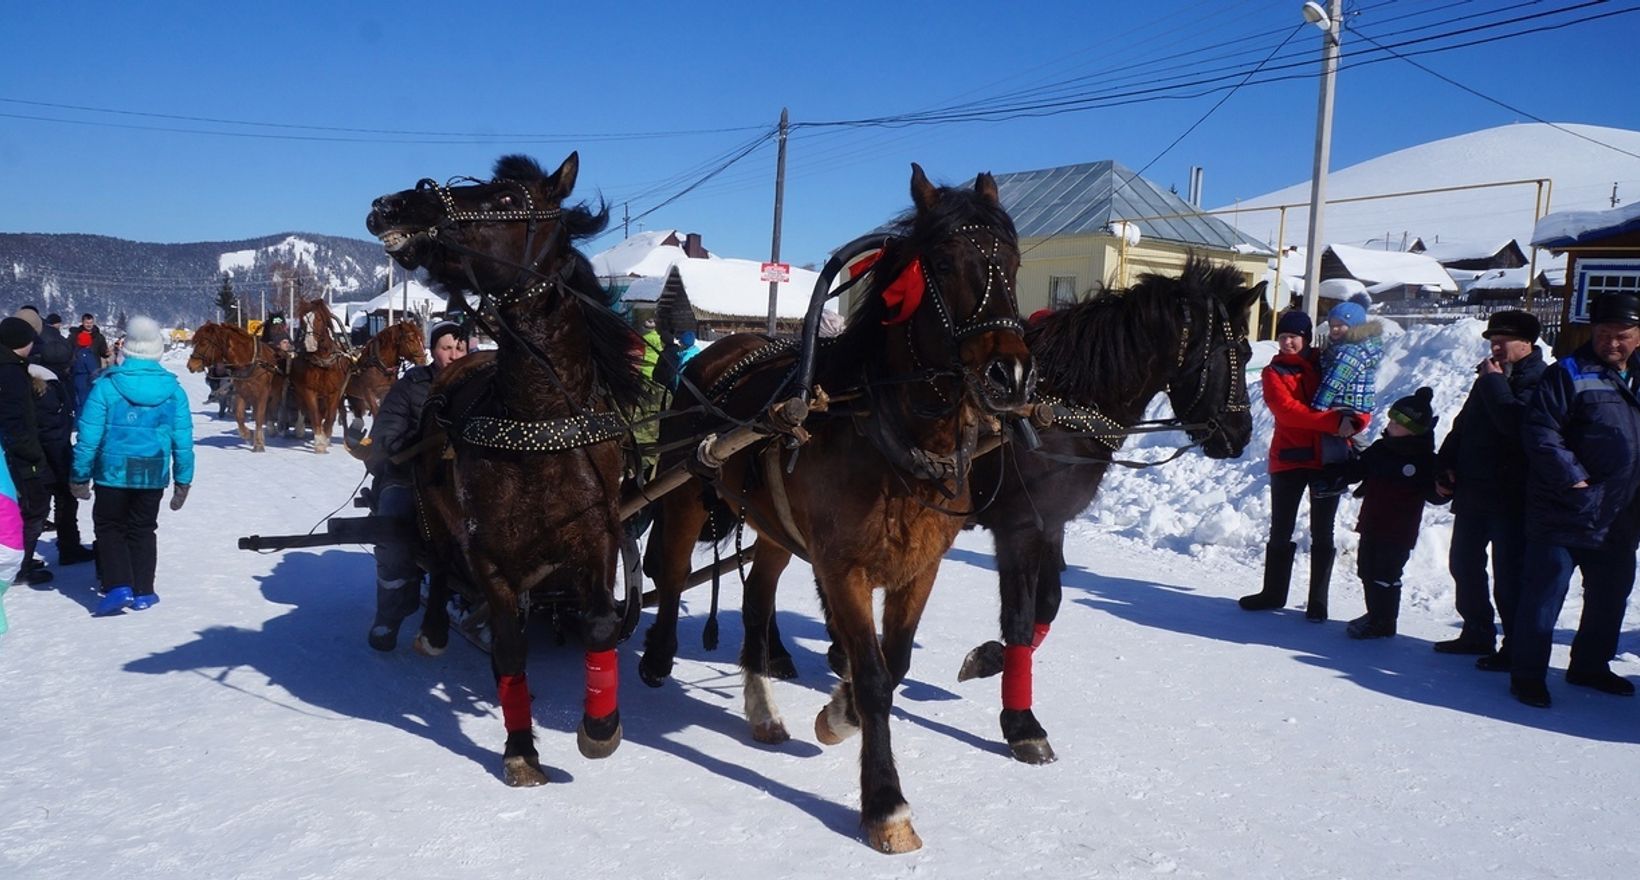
1028, 256, 1245, 406
817, 182, 1018, 388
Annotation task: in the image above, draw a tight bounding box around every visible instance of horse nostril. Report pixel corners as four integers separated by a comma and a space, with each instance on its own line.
986, 359, 1014, 392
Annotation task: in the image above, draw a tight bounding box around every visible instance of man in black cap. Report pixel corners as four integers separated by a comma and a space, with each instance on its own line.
1510, 292, 1640, 707
0, 315, 53, 584
30, 312, 74, 410
1433, 309, 1547, 666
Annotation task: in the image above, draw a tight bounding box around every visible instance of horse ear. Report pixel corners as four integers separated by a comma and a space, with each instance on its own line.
910, 163, 938, 212
548, 151, 580, 201
974, 172, 1000, 207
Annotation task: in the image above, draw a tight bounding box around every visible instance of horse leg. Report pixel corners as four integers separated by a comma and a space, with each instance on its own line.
249, 388, 268, 452
739, 539, 795, 743
765, 612, 798, 680
576, 539, 624, 760
487, 587, 546, 786
234, 389, 252, 443
991, 526, 1058, 764
638, 491, 710, 687
816, 567, 923, 854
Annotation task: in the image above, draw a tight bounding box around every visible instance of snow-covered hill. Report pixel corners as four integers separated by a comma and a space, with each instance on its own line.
2, 333, 1637, 878
1220, 123, 1640, 253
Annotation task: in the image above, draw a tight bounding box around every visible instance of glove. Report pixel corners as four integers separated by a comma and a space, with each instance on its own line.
170, 483, 190, 511
70, 482, 92, 501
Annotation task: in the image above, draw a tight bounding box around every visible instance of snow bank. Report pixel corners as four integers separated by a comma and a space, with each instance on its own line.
1087, 318, 1496, 615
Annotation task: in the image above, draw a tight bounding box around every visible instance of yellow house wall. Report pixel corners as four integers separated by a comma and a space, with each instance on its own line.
1018, 234, 1267, 329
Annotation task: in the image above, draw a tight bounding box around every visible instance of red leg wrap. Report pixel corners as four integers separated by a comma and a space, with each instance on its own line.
585, 649, 619, 719
497, 674, 532, 733
1032, 622, 1051, 648
1002, 644, 1035, 711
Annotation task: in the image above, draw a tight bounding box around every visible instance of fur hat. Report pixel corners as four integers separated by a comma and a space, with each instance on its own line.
1482, 309, 1541, 344
1275, 310, 1312, 338
1590, 292, 1640, 327
10, 307, 42, 335
0, 316, 36, 351
1327, 301, 1368, 328
121, 316, 166, 360
1388, 386, 1437, 435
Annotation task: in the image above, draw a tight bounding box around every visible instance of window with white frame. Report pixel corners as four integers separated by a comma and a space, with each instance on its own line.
1571, 259, 1640, 323
1049, 275, 1078, 308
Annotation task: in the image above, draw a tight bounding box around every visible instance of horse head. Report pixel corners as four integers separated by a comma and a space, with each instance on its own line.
397, 319, 429, 366
1157, 259, 1258, 459
186, 323, 222, 373
861, 164, 1033, 417
367, 153, 589, 315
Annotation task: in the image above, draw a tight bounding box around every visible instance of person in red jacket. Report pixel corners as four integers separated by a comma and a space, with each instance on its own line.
1239, 310, 1356, 620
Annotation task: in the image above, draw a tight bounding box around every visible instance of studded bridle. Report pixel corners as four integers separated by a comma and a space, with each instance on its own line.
1163, 295, 1250, 441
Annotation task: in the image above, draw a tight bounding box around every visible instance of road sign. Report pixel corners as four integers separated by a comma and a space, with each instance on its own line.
760, 261, 790, 283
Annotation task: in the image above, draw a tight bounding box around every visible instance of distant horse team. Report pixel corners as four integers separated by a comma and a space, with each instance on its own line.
207, 151, 1257, 854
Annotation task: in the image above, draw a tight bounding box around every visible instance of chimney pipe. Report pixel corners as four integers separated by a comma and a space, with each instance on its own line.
684, 233, 706, 259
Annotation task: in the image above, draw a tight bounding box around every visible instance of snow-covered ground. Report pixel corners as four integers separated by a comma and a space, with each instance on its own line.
3, 329, 1638, 879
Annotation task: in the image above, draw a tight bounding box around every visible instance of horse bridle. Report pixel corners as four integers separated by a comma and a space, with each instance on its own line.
1162, 295, 1249, 441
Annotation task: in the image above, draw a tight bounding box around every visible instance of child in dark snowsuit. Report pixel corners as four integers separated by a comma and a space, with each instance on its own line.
1342, 387, 1449, 639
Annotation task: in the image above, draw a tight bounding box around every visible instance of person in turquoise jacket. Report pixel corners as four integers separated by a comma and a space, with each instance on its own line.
0, 436, 24, 636
69, 317, 194, 617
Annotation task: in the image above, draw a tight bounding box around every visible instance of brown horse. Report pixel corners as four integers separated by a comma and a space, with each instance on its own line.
639, 165, 1033, 853
366, 152, 647, 786
288, 297, 352, 453
343, 318, 427, 438
186, 322, 285, 452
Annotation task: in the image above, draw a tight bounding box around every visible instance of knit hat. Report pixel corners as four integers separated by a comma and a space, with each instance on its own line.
1482, 309, 1541, 343
10, 307, 42, 335
1328, 301, 1368, 328
45, 313, 62, 326
1388, 386, 1437, 435
121, 316, 166, 360
1275, 309, 1312, 338
0, 316, 36, 351
428, 321, 463, 348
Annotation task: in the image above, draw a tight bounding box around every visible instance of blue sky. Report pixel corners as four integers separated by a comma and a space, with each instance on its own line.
3, 1, 1638, 268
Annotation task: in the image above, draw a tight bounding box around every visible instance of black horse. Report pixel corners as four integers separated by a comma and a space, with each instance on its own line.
960, 258, 1258, 762
366, 153, 647, 785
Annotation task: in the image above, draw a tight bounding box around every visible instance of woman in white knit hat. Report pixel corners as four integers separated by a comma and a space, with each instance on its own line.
68, 316, 195, 616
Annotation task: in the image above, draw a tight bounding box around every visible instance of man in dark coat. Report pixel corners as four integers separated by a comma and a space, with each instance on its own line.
1510, 292, 1640, 708
30, 312, 74, 393
1433, 310, 1548, 666
357, 322, 467, 651
0, 316, 52, 584
28, 363, 92, 565
69, 313, 110, 415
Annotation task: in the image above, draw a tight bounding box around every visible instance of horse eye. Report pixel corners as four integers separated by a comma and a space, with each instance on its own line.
497, 193, 516, 207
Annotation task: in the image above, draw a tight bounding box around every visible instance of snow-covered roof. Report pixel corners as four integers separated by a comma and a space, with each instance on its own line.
1467, 263, 1568, 290
590, 230, 717, 279
1413, 239, 1519, 263
1531, 200, 1640, 249
1328, 243, 1457, 292
672, 258, 822, 320
347, 277, 445, 323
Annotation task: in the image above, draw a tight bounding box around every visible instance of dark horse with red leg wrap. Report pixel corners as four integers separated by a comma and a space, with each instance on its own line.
640, 166, 1034, 853
366, 153, 645, 786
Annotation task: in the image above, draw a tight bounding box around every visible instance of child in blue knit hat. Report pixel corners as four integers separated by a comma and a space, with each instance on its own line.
1310, 296, 1383, 500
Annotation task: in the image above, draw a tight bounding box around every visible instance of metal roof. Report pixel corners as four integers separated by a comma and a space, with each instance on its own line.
991, 161, 1271, 254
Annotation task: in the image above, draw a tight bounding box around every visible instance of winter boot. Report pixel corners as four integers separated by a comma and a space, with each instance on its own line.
130, 592, 160, 611
1239, 541, 1297, 611
94, 586, 135, 617
367, 576, 422, 652
1347, 584, 1399, 639
1305, 545, 1335, 622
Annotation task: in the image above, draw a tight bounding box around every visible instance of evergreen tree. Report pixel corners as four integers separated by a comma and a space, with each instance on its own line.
214, 273, 240, 324
115, 310, 128, 332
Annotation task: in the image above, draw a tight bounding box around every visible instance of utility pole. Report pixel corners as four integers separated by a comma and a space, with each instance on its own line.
765, 107, 789, 336
624, 202, 631, 239
1613, 182, 1622, 208
1300, 0, 1342, 329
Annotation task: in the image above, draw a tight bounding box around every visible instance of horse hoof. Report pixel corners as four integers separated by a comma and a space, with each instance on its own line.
412, 634, 445, 657
866, 810, 922, 854
502, 755, 549, 787
958, 641, 1005, 681
1008, 737, 1058, 765
637, 656, 670, 688
751, 719, 790, 745
577, 720, 622, 759
815, 704, 859, 746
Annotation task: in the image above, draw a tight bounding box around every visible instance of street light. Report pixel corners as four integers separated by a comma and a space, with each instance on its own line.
1300, 0, 1342, 328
